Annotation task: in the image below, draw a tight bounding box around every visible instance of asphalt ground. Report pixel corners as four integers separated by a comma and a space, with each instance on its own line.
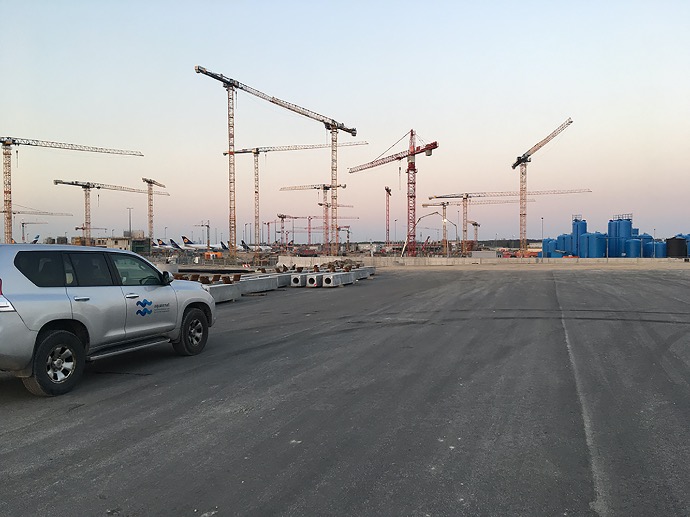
2, 268, 690, 516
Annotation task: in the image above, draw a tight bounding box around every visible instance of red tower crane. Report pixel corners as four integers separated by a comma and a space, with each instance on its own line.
349, 130, 438, 256
196, 65, 357, 256
511, 118, 573, 253
1, 137, 142, 243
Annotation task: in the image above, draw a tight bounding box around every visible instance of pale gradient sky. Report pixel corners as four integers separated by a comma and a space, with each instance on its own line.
2, 0, 689, 244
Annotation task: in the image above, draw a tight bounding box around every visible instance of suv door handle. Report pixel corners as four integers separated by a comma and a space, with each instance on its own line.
73, 296, 90, 301
125, 293, 139, 299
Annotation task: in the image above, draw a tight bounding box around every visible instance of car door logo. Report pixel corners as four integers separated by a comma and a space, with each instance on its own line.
136, 299, 153, 316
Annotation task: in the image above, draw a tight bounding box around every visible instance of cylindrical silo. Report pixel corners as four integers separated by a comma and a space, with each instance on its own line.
579, 232, 590, 258
589, 232, 607, 258
572, 219, 587, 257
625, 239, 642, 258
666, 237, 687, 258
547, 240, 558, 257
654, 241, 667, 258
619, 219, 633, 240
557, 233, 573, 255
607, 221, 619, 257
639, 233, 653, 257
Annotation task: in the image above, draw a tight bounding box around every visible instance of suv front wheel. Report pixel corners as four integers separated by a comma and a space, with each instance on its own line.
172, 307, 208, 356
22, 330, 86, 396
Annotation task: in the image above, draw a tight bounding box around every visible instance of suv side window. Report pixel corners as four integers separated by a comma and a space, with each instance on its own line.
14, 251, 65, 287
109, 254, 162, 286
67, 252, 115, 287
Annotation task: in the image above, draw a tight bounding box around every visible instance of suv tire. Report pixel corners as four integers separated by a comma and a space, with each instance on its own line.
172, 308, 208, 356
22, 331, 86, 397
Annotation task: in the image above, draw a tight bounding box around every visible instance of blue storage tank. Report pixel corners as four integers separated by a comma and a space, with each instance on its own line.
619, 219, 633, 240
572, 219, 587, 256
643, 242, 654, 258
589, 233, 601, 258
655, 241, 667, 258
625, 239, 642, 258
541, 238, 553, 258
632, 227, 639, 237
608, 220, 619, 238
557, 233, 573, 255
547, 239, 563, 258
579, 232, 590, 258
607, 221, 620, 257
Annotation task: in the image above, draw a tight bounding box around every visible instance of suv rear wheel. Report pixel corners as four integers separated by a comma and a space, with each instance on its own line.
22, 330, 86, 396
172, 307, 208, 356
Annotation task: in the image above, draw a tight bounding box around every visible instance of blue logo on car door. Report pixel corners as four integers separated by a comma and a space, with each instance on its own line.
136, 299, 153, 316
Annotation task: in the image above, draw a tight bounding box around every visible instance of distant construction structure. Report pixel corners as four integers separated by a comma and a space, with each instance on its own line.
1, 137, 142, 243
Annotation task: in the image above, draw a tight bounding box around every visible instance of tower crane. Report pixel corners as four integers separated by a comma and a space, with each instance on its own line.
276, 214, 309, 248
225, 142, 365, 253
467, 221, 480, 249
1, 205, 73, 241
196, 65, 357, 256
350, 130, 438, 256
54, 180, 169, 245
428, 189, 590, 255
280, 183, 346, 248
1, 136, 142, 243
385, 186, 392, 248
423, 198, 528, 255
142, 178, 167, 242
511, 118, 573, 253
20, 220, 47, 243
194, 220, 211, 251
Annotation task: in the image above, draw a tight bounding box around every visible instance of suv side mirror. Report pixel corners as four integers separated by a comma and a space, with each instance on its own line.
162, 271, 174, 285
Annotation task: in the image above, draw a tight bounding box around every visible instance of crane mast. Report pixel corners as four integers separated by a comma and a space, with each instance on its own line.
349, 130, 438, 256
510, 118, 573, 254
1, 137, 142, 243
142, 178, 167, 243
20, 221, 47, 243
54, 179, 168, 245
196, 65, 357, 256
385, 186, 392, 248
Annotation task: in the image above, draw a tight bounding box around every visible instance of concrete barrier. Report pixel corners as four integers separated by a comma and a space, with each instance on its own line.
353, 267, 375, 279
306, 273, 324, 287
291, 273, 309, 287
206, 283, 241, 303
238, 276, 279, 294
323, 271, 355, 287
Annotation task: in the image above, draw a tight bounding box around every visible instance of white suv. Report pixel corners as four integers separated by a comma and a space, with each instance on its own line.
0, 244, 216, 396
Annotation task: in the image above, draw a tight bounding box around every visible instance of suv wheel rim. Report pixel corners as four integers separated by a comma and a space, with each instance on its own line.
188, 318, 203, 346
46, 346, 75, 383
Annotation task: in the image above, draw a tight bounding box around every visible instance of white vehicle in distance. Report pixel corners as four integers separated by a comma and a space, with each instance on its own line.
0, 244, 216, 396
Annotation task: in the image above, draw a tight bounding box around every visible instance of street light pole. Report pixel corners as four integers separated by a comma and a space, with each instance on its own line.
127, 207, 133, 250
541, 217, 544, 262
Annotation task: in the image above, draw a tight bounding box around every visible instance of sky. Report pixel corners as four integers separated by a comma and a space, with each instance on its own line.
2, 0, 689, 245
